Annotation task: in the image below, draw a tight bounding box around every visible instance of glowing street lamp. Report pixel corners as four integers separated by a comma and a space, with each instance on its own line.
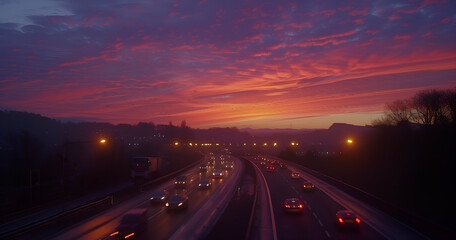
347, 139, 353, 144
99, 139, 107, 144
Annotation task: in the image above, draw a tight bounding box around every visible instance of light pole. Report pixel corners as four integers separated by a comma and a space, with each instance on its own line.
60, 138, 107, 212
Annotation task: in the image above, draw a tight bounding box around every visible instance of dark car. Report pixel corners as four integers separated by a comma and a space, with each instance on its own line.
336, 210, 361, 229
150, 189, 169, 203
266, 165, 275, 172
174, 176, 187, 188
200, 164, 208, 172
110, 208, 147, 239
291, 172, 300, 179
279, 163, 287, 169
224, 162, 234, 169
198, 179, 212, 189
302, 182, 315, 191
166, 194, 189, 211
283, 198, 304, 213
212, 169, 224, 179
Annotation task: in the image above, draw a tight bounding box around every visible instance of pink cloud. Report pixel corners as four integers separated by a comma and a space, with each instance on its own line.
440, 17, 451, 24
349, 9, 368, 16
394, 35, 412, 40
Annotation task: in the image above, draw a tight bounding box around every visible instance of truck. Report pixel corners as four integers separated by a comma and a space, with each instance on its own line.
131, 157, 162, 179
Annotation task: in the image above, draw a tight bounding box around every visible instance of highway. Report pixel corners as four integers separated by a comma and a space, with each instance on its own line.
247, 156, 428, 240
35, 155, 242, 240
4, 154, 433, 240
251, 159, 383, 239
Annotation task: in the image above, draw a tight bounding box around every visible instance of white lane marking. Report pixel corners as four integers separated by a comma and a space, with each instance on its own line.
148, 208, 165, 220
325, 230, 331, 238
313, 212, 318, 219
318, 219, 323, 226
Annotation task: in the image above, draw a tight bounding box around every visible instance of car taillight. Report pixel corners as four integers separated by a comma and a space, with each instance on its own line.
125, 233, 135, 239
285, 204, 290, 208
298, 204, 303, 208
110, 231, 119, 236
338, 217, 344, 223
355, 218, 361, 223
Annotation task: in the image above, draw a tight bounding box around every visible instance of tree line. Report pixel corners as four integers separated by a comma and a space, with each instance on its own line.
373, 88, 456, 126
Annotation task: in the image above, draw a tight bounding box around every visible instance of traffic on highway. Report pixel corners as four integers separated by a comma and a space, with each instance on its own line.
0, 153, 435, 240
38, 154, 241, 240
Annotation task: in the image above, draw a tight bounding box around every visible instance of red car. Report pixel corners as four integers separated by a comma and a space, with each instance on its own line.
266, 165, 275, 172
336, 210, 361, 229
283, 198, 304, 213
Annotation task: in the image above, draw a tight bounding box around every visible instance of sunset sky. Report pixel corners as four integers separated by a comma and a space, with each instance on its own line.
1, 0, 455, 129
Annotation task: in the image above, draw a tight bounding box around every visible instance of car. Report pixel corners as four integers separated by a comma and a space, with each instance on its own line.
272, 160, 279, 165
224, 162, 234, 169
212, 169, 224, 179
110, 208, 147, 239
336, 210, 361, 229
279, 163, 287, 169
149, 189, 169, 203
283, 198, 304, 213
198, 179, 212, 189
291, 172, 300, 179
200, 164, 208, 172
302, 182, 315, 191
174, 176, 187, 188
266, 165, 275, 172
166, 194, 189, 211
260, 161, 266, 165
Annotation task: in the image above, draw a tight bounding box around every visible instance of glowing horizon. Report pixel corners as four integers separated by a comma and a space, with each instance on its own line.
1, 0, 455, 129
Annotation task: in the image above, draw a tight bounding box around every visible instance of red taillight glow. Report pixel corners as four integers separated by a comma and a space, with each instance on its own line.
125, 233, 135, 239
298, 204, 303, 208
285, 204, 290, 208
355, 218, 361, 223
110, 231, 119, 236
338, 217, 344, 223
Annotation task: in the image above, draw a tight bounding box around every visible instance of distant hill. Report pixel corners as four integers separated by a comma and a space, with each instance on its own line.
193, 127, 252, 143
293, 123, 373, 151
240, 128, 317, 137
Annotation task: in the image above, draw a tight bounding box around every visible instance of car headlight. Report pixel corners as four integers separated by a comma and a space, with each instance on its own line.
178, 203, 183, 206
165, 203, 169, 206
161, 196, 165, 200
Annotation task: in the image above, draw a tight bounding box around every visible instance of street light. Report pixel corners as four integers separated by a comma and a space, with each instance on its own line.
60, 137, 109, 211
347, 139, 353, 144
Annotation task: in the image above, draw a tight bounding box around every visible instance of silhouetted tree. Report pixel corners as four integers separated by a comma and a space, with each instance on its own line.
412, 89, 450, 125
385, 99, 413, 124
374, 88, 456, 126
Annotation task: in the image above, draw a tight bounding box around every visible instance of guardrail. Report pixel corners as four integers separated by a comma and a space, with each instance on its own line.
169, 156, 245, 240
246, 157, 278, 240
284, 159, 455, 240
0, 158, 204, 239
139, 158, 203, 191
244, 157, 259, 240
0, 195, 113, 239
